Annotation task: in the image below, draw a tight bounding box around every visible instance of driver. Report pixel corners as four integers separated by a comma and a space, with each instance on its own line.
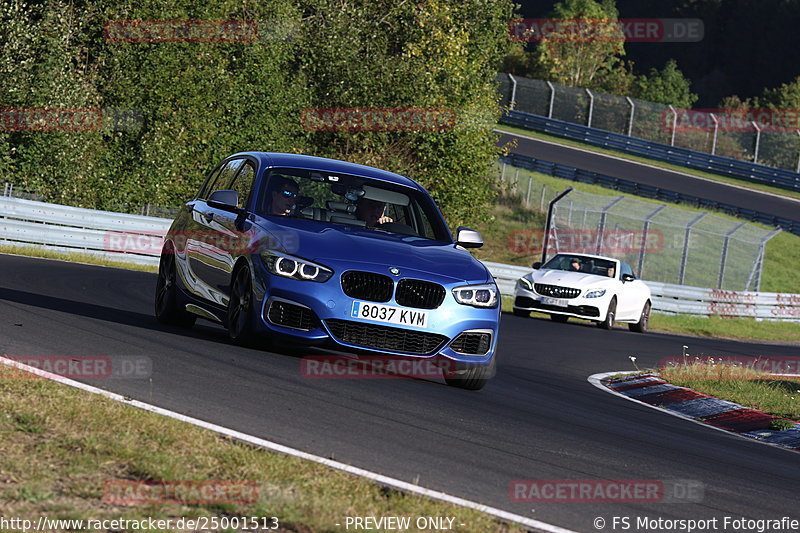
569, 257, 583, 272
356, 197, 393, 228
268, 176, 299, 216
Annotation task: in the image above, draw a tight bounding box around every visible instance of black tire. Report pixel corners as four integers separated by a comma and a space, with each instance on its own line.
513, 308, 530, 318
598, 297, 617, 330
443, 358, 496, 391
629, 300, 651, 333
154, 249, 196, 327
550, 314, 569, 323
227, 265, 256, 346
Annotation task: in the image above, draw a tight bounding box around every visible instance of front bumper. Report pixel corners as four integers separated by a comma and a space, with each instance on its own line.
250, 258, 500, 365
513, 284, 611, 320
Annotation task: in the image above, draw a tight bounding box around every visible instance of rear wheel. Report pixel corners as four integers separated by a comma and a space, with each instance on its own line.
227, 265, 256, 345
550, 314, 569, 323
444, 358, 496, 391
598, 297, 616, 330
629, 301, 651, 333
154, 249, 196, 327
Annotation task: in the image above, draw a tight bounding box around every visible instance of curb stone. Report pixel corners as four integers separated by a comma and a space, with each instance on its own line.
599, 372, 800, 451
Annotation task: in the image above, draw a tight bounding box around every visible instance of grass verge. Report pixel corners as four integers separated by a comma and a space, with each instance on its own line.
0, 367, 523, 532
496, 123, 800, 202
658, 360, 800, 421
0, 244, 157, 273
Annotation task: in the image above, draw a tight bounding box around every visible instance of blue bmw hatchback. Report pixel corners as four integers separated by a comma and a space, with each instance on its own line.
155, 153, 499, 389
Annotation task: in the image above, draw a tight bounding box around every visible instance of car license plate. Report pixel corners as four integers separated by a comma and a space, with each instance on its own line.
541, 297, 569, 308
351, 301, 428, 328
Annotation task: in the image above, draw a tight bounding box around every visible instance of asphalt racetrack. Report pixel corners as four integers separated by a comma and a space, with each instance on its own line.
499, 130, 800, 225
1, 254, 798, 532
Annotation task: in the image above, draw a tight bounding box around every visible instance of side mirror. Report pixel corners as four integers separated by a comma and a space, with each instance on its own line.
621, 273, 635, 282
455, 226, 483, 249
207, 190, 242, 213
532, 262, 542, 269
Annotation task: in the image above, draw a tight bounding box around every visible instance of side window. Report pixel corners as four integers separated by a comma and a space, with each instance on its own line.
215, 159, 245, 190
198, 165, 223, 199
620, 262, 634, 279
230, 161, 256, 208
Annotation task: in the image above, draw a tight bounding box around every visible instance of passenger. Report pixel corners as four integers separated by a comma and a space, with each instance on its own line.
268, 176, 299, 216
356, 197, 393, 227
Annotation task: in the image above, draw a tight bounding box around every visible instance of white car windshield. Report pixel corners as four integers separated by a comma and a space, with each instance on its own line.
542, 254, 617, 278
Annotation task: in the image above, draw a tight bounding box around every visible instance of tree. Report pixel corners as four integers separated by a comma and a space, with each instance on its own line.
532, 0, 626, 88
634, 59, 698, 108
296, 0, 515, 227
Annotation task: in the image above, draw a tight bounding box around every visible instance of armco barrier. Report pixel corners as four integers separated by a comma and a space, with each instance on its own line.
500, 151, 800, 236
0, 196, 169, 266
501, 110, 800, 194
2, 196, 798, 320
482, 261, 800, 322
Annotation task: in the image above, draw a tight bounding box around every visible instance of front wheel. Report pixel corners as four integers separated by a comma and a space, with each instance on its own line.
629, 301, 651, 333
513, 308, 530, 318
227, 266, 256, 346
598, 297, 616, 330
444, 358, 496, 391
550, 314, 569, 323
154, 249, 196, 328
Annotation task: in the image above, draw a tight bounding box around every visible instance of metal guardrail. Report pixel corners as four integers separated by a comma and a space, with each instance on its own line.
0, 196, 168, 266
499, 151, 800, 236
482, 261, 800, 322
501, 110, 800, 194
2, 196, 798, 320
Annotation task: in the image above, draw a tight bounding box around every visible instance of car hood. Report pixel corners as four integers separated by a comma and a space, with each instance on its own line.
531, 269, 614, 288
256, 218, 490, 284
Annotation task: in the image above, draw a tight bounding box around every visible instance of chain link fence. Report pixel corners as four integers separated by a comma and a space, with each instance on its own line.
496, 163, 781, 291
499, 74, 800, 171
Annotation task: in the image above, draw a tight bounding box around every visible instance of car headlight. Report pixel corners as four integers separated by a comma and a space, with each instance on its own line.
517, 277, 533, 291
261, 251, 333, 282
585, 288, 606, 298
452, 283, 499, 308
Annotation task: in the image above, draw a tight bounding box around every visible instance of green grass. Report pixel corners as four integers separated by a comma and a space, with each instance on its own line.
0, 244, 158, 273
0, 369, 524, 532
496, 123, 800, 202
659, 360, 800, 420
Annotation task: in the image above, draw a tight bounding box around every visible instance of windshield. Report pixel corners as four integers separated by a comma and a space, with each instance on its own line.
542, 254, 617, 278
257, 168, 451, 242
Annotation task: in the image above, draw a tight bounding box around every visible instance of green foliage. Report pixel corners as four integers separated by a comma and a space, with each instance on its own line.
295, 0, 514, 227
633, 59, 698, 108
0, 0, 514, 228
532, 0, 626, 89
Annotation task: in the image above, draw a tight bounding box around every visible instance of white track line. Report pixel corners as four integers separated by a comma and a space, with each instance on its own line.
0, 356, 576, 533
496, 129, 800, 205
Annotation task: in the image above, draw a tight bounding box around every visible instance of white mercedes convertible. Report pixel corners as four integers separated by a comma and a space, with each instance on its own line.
513, 252, 651, 332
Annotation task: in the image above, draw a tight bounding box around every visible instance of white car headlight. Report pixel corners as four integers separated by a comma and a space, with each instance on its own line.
585, 288, 606, 298
261, 251, 333, 282
453, 283, 498, 308
517, 277, 533, 291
